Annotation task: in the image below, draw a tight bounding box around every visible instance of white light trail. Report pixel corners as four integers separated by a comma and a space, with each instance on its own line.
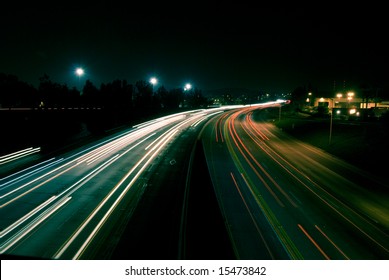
0, 196, 72, 254
0, 196, 57, 238
57, 115, 200, 259
0, 147, 41, 165
0, 158, 63, 188
70, 129, 179, 260
191, 111, 223, 127
0, 130, 151, 204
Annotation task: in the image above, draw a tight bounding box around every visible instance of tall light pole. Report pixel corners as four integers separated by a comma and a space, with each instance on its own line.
329, 94, 342, 145
329, 98, 333, 145
184, 83, 192, 91
347, 91, 354, 111
75, 67, 84, 91
149, 77, 158, 94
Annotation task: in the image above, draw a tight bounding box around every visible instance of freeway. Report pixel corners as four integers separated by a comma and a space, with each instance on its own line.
200, 104, 389, 259
0, 108, 226, 260
1, 103, 388, 260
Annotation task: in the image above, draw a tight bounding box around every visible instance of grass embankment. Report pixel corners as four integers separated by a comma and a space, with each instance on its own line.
263, 107, 389, 180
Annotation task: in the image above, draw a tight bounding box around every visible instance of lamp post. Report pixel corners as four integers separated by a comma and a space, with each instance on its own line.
307, 92, 312, 106
329, 99, 333, 145
75, 67, 84, 91
329, 94, 342, 145
184, 83, 192, 91
347, 91, 354, 112
150, 77, 158, 94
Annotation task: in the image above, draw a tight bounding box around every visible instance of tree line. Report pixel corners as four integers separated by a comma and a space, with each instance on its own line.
0, 73, 210, 154
0, 73, 209, 113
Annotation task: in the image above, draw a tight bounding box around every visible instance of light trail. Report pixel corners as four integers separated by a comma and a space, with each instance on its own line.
315, 224, 350, 260
224, 110, 285, 207
0, 158, 62, 188
230, 172, 275, 259
0, 196, 72, 254
233, 111, 298, 207
239, 172, 302, 260
0, 158, 81, 206
0, 133, 155, 256
298, 224, 330, 260
72, 129, 179, 259
0, 147, 41, 165
242, 109, 388, 254
1, 107, 273, 259
191, 111, 223, 128
0, 196, 57, 238
0, 128, 156, 206
56, 126, 181, 259
60, 114, 207, 259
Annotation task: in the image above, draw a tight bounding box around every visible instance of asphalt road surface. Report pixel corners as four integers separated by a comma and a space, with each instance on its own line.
201, 104, 389, 259
0, 108, 229, 259
1, 103, 388, 260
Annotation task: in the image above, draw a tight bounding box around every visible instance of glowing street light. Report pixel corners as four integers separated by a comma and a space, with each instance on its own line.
149, 77, 158, 85
75, 67, 85, 91
306, 92, 312, 105
75, 67, 84, 77
149, 77, 158, 94
184, 83, 192, 91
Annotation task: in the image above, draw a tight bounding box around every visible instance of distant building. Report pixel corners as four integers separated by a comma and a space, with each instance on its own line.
311, 96, 389, 119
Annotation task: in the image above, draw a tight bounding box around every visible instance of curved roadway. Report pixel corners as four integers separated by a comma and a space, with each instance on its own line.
200, 104, 389, 259
1, 104, 388, 260
0, 109, 224, 259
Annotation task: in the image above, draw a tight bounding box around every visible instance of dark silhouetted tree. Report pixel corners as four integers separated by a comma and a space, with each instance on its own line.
82, 80, 100, 107
185, 88, 208, 108
291, 86, 308, 111
0, 73, 37, 107
134, 80, 153, 115
159, 87, 183, 110
38, 74, 70, 108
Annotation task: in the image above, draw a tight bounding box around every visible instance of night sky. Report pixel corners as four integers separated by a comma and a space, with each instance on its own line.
1, 2, 388, 93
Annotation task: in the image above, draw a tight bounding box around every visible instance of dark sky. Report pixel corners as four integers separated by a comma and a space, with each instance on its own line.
1, 2, 388, 93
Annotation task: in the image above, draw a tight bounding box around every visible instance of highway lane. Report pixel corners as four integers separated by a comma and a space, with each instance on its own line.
0, 108, 226, 259
201, 103, 389, 259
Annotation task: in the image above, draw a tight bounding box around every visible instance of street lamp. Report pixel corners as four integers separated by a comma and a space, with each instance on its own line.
347, 91, 354, 110
329, 94, 342, 145
150, 77, 158, 94
306, 92, 312, 105
75, 67, 84, 90
184, 83, 192, 91
329, 99, 333, 145
75, 67, 84, 77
